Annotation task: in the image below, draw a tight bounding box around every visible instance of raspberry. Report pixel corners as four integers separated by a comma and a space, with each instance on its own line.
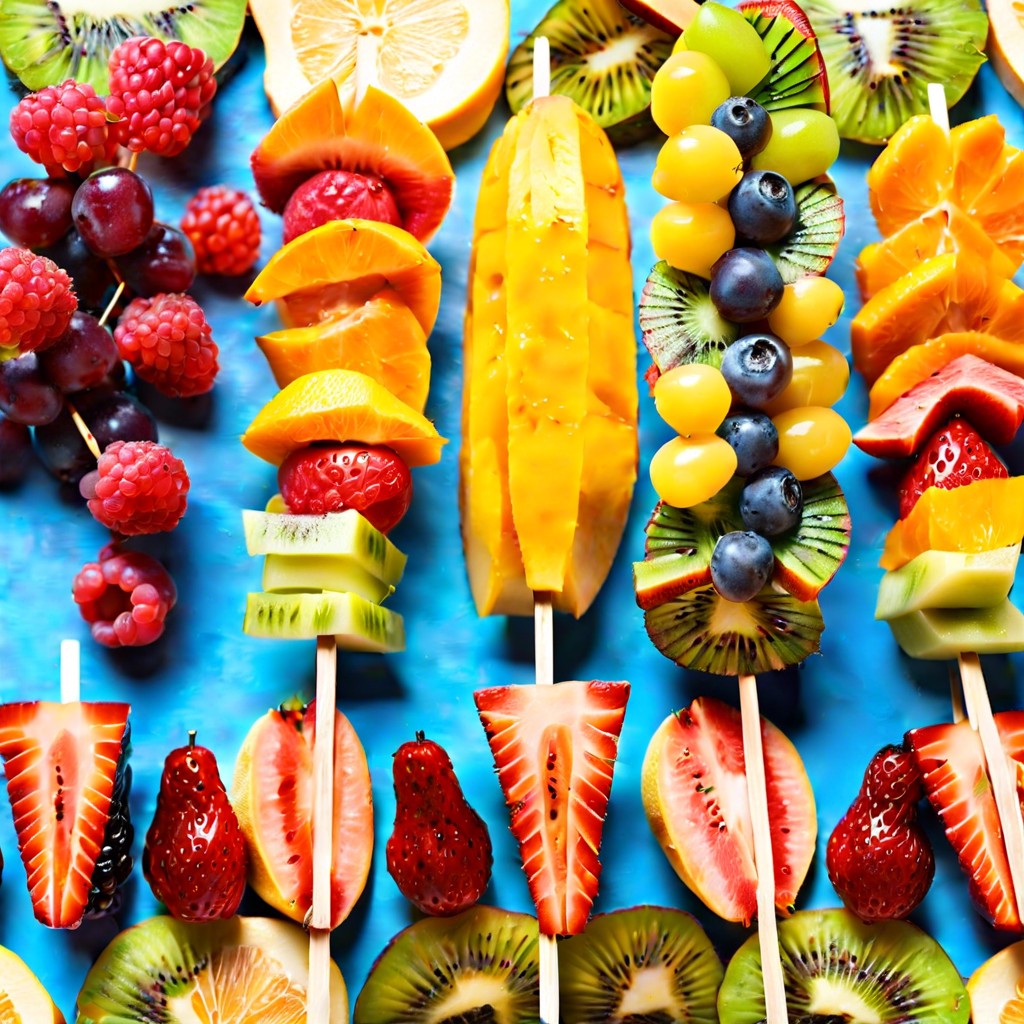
80, 439, 189, 535
107, 36, 216, 157
0, 247, 77, 353
114, 293, 219, 397
9, 80, 118, 177
72, 542, 177, 647
181, 185, 261, 276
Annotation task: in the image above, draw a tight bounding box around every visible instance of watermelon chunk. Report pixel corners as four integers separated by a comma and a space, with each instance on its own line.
474, 680, 630, 936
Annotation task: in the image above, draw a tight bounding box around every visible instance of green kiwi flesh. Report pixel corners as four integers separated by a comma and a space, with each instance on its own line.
560, 906, 724, 1024
505, 0, 674, 145
645, 584, 824, 675
717, 907, 970, 1023
640, 263, 738, 374
353, 904, 540, 1024
800, 0, 988, 144
768, 178, 846, 282
742, 5, 829, 113
0, 0, 246, 93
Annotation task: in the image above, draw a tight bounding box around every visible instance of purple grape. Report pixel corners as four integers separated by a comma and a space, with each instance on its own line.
0, 414, 33, 487
38, 312, 119, 393
710, 247, 785, 323
728, 171, 797, 246
0, 178, 75, 249
710, 530, 775, 603
34, 388, 157, 483
0, 352, 63, 425
72, 168, 154, 258
38, 230, 117, 311
740, 466, 804, 537
117, 223, 196, 297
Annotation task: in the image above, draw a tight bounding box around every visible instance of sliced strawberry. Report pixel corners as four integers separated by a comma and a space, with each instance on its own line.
0, 701, 129, 929
474, 680, 630, 936
906, 712, 1024, 930
898, 418, 1008, 518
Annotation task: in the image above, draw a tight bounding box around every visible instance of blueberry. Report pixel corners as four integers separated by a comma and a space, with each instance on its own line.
710, 247, 784, 322
728, 171, 797, 245
740, 466, 804, 537
720, 333, 793, 408
718, 409, 779, 476
710, 96, 772, 160
711, 530, 775, 603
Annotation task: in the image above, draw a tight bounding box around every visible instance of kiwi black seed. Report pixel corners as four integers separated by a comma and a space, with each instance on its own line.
800, 0, 988, 144
0, 0, 247, 94
717, 907, 970, 1023
640, 262, 739, 375
353, 904, 539, 1024
767, 180, 846, 283
560, 905, 724, 1024
645, 583, 824, 676
505, 0, 674, 146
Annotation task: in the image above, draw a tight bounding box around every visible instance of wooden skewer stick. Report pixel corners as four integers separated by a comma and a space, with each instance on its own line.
738, 674, 788, 1024
60, 639, 81, 704
355, 32, 380, 104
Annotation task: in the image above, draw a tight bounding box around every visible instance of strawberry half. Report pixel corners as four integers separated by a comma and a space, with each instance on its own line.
474, 679, 630, 936
906, 713, 1024, 930
0, 701, 130, 929
898, 418, 1008, 519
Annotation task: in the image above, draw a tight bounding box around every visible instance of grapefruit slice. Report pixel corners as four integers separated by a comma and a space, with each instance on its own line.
232, 702, 372, 932
256, 288, 430, 412
245, 219, 442, 338
642, 697, 816, 925
250, 80, 453, 243
76, 915, 347, 1023
242, 368, 445, 467
989, 0, 1024, 107
248, 0, 509, 150
474, 680, 630, 936
0, 946, 63, 1023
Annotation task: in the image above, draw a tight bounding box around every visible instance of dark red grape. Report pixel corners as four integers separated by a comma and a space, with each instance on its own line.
0, 352, 63, 425
117, 223, 196, 296
0, 413, 33, 487
38, 230, 117, 311
34, 388, 157, 483
72, 168, 154, 258
0, 178, 75, 249
38, 311, 119, 393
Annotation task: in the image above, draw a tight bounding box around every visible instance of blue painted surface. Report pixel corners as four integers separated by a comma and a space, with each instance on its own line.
0, 8, 1022, 1020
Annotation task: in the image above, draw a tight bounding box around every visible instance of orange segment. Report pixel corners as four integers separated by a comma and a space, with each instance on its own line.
245, 219, 441, 337
881, 478, 1024, 570
256, 287, 430, 412
242, 368, 446, 466
869, 332, 1024, 419
950, 116, 1009, 211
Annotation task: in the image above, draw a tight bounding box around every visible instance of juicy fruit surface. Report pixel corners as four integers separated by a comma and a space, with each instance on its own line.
642, 697, 816, 924
0, 701, 129, 929
968, 941, 1024, 1024
0, 945, 63, 1023
474, 680, 629, 935
232, 703, 373, 931
75, 915, 348, 1023
888, 601, 1024, 659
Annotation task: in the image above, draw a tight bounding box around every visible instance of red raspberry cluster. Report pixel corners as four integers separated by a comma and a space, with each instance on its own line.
0, 247, 77, 353
181, 185, 261, 276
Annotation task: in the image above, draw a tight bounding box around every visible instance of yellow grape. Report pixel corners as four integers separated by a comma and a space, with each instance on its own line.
653, 126, 743, 204
673, 35, 688, 54
773, 406, 852, 480
653, 363, 732, 435
651, 51, 731, 136
762, 340, 849, 415
651, 201, 735, 278
650, 434, 738, 508
767, 276, 845, 347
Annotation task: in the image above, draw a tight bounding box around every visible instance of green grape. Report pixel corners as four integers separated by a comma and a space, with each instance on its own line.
751, 109, 840, 185
682, 2, 770, 96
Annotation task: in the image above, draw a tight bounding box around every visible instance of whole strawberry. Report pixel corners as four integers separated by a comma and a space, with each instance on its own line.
386, 732, 492, 916
827, 744, 934, 921
144, 731, 247, 921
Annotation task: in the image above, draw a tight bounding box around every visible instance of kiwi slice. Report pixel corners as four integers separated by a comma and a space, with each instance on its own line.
717, 907, 970, 1023
353, 904, 539, 1024
505, 0, 674, 146
645, 584, 824, 675
0, 0, 247, 94
768, 178, 846, 282
640, 262, 739, 374
560, 905, 724, 1024
800, 0, 988, 144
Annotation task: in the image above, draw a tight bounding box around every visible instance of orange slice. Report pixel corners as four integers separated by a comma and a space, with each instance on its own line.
869, 332, 1024, 419
242, 368, 446, 466
851, 253, 1024, 384
246, 219, 441, 338
256, 287, 430, 412
989, 0, 1024, 107
881, 477, 1024, 571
